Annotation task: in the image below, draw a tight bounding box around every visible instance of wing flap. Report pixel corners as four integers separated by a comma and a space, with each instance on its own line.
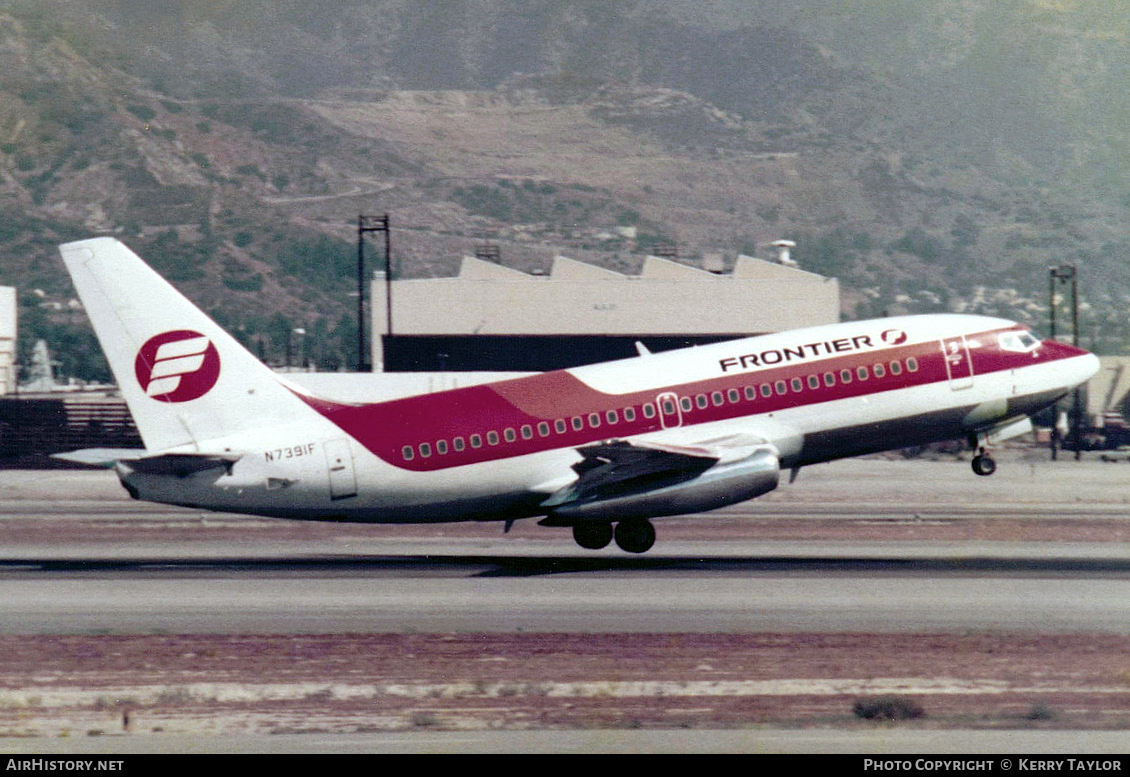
540, 435, 781, 523
541, 440, 717, 510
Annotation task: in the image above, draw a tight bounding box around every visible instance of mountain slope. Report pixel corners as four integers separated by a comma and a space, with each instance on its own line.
4, 0, 1130, 379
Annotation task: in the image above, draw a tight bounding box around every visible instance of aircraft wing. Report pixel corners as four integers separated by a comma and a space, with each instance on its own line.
540, 433, 781, 523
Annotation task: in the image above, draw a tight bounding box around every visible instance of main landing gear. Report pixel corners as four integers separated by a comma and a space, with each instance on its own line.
572, 518, 656, 554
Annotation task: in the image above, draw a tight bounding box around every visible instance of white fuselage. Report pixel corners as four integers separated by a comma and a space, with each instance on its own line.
117, 314, 1099, 524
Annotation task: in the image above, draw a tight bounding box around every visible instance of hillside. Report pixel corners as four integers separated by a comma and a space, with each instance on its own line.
3, 0, 1130, 379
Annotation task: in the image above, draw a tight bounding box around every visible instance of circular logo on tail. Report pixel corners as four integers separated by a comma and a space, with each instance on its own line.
135, 330, 221, 403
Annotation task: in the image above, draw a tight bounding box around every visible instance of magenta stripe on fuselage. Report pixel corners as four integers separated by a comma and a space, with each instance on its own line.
296, 326, 1077, 471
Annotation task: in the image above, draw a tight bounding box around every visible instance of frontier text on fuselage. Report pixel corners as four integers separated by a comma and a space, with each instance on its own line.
719, 334, 878, 374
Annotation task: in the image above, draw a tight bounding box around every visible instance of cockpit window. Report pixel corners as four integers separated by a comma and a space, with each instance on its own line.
999, 331, 1041, 353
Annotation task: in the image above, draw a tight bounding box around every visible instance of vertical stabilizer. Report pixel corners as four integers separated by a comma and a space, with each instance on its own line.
60, 237, 314, 452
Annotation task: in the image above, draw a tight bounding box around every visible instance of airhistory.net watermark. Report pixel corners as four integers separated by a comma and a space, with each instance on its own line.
6, 761, 124, 772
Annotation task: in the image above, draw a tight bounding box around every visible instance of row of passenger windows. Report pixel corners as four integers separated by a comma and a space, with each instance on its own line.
401, 357, 919, 461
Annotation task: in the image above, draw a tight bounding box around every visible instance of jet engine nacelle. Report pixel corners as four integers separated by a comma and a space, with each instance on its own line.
549, 447, 780, 523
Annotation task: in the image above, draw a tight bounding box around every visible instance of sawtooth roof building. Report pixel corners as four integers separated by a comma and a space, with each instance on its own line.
371, 253, 840, 372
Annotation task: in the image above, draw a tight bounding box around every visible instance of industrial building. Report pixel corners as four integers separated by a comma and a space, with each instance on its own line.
371, 250, 841, 371
0, 290, 143, 464
0, 286, 14, 395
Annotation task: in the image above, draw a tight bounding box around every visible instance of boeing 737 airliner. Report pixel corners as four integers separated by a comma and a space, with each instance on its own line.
59, 237, 1100, 553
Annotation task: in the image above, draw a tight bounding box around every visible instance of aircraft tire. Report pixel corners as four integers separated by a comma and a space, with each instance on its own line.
614, 518, 656, 554
573, 522, 613, 550
972, 454, 997, 477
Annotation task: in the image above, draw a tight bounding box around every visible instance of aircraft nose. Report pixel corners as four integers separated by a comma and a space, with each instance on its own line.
1079, 352, 1101, 383
1057, 348, 1101, 391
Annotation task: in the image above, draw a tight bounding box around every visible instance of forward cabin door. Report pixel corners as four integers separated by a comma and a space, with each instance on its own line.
940, 336, 974, 390
324, 438, 358, 500
656, 391, 683, 428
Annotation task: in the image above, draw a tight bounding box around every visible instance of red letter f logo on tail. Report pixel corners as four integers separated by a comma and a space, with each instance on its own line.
135, 330, 221, 403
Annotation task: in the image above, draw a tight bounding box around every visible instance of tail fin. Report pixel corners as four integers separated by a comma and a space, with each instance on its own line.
60, 237, 314, 453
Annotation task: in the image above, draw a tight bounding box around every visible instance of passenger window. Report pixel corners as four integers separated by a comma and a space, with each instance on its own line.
728, 388, 740, 403
572, 417, 584, 431
555, 419, 567, 434
712, 391, 724, 406
624, 407, 636, 422
857, 366, 869, 381
807, 375, 820, 389
907, 357, 919, 372
696, 394, 708, 409
643, 403, 656, 418
790, 377, 803, 392
824, 372, 836, 387
436, 440, 448, 455
538, 422, 550, 437
744, 386, 756, 400
454, 437, 466, 452
775, 380, 787, 395
873, 363, 886, 378
487, 431, 500, 446
761, 383, 773, 398
681, 397, 693, 412
588, 413, 601, 428
419, 443, 432, 458
889, 361, 902, 376
402, 446, 414, 461
521, 425, 533, 440
471, 434, 483, 448
504, 428, 517, 443
606, 410, 619, 424
840, 369, 852, 384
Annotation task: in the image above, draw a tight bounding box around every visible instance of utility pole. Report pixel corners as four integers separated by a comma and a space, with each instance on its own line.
357, 214, 391, 372
1049, 264, 1081, 460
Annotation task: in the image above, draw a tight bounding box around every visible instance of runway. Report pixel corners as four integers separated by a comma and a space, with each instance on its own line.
4, 456, 1130, 634
5, 559, 1130, 634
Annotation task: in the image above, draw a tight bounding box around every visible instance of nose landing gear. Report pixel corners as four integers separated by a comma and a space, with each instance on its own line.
971, 450, 997, 476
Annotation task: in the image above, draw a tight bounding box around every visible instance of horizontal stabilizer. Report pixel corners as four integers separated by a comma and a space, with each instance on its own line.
53, 448, 240, 477
51, 448, 148, 468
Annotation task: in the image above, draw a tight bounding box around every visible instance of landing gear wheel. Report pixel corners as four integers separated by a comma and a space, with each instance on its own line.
572, 522, 613, 550
972, 453, 997, 477
614, 518, 656, 554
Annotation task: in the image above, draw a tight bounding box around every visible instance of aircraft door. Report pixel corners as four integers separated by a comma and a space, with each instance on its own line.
940, 336, 974, 390
323, 438, 358, 500
656, 391, 683, 428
